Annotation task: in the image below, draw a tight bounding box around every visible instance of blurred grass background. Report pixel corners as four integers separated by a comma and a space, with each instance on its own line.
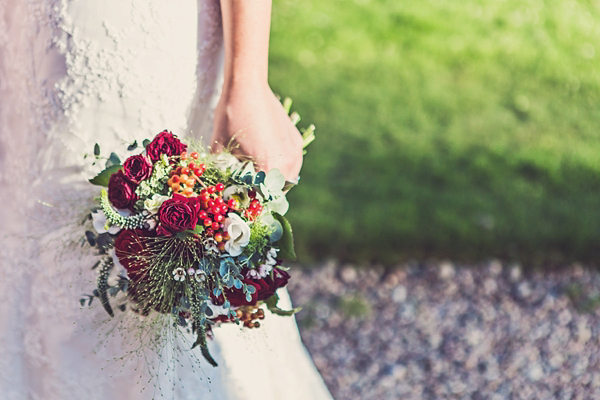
268, 0, 600, 265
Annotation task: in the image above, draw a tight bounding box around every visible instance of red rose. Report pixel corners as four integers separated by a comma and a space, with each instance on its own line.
157, 194, 200, 235
114, 229, 154, 283
211, 279, 260, 307
145, 130, 187, 163
256, 269, 291, 301
123, 154, 153, 184
108, 170, 138, 209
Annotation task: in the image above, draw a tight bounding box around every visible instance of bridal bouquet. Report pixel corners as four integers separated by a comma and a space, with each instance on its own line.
82, 103, 314, 367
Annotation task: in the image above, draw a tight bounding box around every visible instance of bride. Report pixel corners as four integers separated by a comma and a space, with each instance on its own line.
0, 1, 332, 399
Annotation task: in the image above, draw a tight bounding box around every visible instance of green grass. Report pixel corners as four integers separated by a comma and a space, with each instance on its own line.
269, 0, 600, 264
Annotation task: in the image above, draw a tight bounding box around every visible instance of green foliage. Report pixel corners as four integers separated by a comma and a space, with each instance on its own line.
273, 213, 296, 260
270, 0, 600, 263
336, 294, 371, 319
265, 293, 301, 316
244, 221, 273, 256
89, 165, 121, 187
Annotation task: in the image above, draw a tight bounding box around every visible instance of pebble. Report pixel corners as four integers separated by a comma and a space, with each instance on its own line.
288, 261, 600, 400
439, 262, 455, 279
391, 285, 407, 303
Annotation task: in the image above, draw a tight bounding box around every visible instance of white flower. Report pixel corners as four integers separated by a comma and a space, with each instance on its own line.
187, 268, 196, 276
260, 169, 289, 216
194, 270, 207, 283
223, 213, 251, 256
144, 194, 170, 214
91, 210, 121, 235
172, 267, 186, 282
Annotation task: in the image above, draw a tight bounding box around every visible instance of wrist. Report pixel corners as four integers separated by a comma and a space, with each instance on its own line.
220, 75, 270, 101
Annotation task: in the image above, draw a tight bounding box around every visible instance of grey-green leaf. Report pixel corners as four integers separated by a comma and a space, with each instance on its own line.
105, 152, 121, 168
94, 143, 100, 156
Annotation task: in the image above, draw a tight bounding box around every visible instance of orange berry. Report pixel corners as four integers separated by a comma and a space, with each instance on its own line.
171, 183, 181, 192
181, 167, 190, 175
180, 174, 189, 182
171, 175, 180, 183
186, 178, 196, 187
222, 232, 231, 241
183, 187, 194, 196
190, 152, 199, 159
214, 233, 223, 242
180, 152, 188, 160
218, 242, 226, 251
167, 177, 174, 186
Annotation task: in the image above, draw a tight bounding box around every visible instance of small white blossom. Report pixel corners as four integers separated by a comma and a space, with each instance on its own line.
187, 268, 196, 276
194, 270, 207, 283
258, 264, 272, 278
204, 238, 219, 254
172, 267, 186, 282
246, 269, 260, 280
265, 248, 279, 266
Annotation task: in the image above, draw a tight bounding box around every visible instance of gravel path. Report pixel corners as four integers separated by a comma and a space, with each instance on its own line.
287, 261, 600, 400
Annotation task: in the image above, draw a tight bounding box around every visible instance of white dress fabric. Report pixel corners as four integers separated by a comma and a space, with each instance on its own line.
0, 1, 332, 399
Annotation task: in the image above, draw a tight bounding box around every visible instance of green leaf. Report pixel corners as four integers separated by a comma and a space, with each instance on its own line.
282, 97, 293, 114
93, 143, 100, 156
127, 140, 138, 151
273, 213, 296, 260
105, 152, 121, 168
89, 165, 122, 187
301, 124, 316, 150
142, 139, 151, 147
265, 293, 301, 316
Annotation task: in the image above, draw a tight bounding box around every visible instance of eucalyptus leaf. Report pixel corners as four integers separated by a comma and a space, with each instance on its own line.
254, 171, 266, 185
89, 164, 122, 187
127, 140, 138, 151
142, 139, 151, 147
234, 279, 243, 289
79, 298, 86, 307
94, 143, 100, 156
105, 152, 121, 168
273, 213, 296, 260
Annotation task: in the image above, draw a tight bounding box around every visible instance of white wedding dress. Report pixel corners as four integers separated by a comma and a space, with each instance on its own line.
0, 1, 332, 399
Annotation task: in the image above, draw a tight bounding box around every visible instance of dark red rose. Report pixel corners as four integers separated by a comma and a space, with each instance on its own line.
157, 194, 200, 235
256, 268, 291, 301
123, 154, 153, 184
114, 229, 154, 282
211, 279, 260, 307
145, 130, 187, 162
108, 170, 138, 209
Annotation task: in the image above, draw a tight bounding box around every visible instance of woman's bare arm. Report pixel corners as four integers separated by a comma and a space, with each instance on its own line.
211, 0, 303, 181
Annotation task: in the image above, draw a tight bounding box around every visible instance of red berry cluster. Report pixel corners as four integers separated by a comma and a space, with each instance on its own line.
244, 190, 263, 220
197, 184, 241, 251
167, 152, 206, 197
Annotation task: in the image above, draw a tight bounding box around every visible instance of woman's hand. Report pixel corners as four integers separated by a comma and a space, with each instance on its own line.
211, 81, 303, 181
